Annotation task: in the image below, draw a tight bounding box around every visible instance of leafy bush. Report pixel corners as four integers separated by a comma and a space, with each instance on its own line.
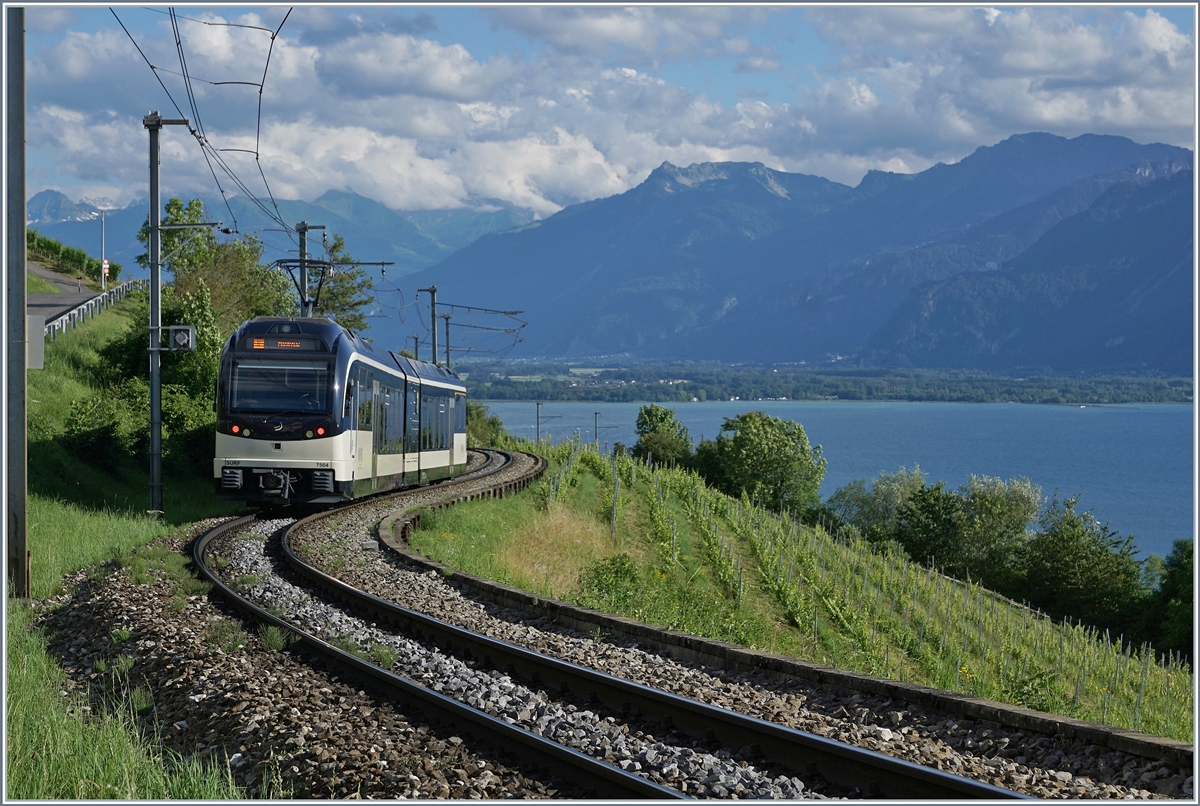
694, 411, 826, 512
62, 379, 151, 470
576, 553, 640, 612
162, 384, 216, 476
61, 377, 214, 478
466, 401, 509, 448
632, 404, 693, 466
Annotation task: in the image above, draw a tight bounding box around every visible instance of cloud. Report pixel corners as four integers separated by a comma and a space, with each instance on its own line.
24, 6, 1195, 215
796, 6, 1194, 159
316, 33, 514, 102
489, 6, 780, 65
290, 7, 437, 46
735, 56, 782, 73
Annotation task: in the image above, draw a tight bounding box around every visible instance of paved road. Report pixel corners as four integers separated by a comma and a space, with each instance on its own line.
26, 260, 104, 324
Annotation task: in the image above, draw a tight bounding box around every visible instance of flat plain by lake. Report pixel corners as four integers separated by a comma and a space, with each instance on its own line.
482, 400, 1195, 561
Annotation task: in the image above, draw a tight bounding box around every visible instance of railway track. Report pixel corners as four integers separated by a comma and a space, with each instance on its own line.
194, 450, 1028, 800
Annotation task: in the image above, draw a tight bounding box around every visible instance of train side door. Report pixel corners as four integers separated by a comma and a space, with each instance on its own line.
346, 373, 357, 479
407, 382, 421, 483
403, 379, 419, 485
371, 378, 381, 490
355, 368, 372, 484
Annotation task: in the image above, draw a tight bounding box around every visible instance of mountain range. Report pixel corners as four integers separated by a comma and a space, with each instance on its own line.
27, 131, 1193, 375
25, 189, 534, 278
401, 132, 1192, 374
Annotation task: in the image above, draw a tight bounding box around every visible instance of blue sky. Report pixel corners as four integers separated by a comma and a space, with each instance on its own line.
21, 4, 1196, 216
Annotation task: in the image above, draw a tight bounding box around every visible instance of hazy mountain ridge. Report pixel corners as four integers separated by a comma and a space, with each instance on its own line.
860, 170, 1194, 374
25, 189, 537, 280
404, 132, 1191, 369
24, 133, 1193, 375
729, 156, 1194, 360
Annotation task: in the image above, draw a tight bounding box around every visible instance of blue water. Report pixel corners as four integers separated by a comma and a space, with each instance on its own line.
482, 400, 1195, 560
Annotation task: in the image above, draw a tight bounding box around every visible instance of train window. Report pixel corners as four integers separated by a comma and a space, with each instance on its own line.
229, 358, 330, 413
439, 397, 448, 450
357, 368, 373, 428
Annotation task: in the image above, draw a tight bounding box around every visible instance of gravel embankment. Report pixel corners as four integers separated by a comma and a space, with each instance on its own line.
36, 525, 571, 799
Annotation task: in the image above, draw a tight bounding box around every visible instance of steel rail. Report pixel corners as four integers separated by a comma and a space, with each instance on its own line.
193, 514, 687, 799
276, 456, 1031, 801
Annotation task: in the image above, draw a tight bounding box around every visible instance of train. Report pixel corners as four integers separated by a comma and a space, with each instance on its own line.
213, 316, 468, 505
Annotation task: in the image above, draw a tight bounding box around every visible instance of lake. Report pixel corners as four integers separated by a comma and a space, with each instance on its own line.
480, 400, 1194, 561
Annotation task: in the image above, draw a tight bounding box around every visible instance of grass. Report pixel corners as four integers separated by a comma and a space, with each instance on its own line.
28, 301, 242, 523
8, 297, 254, 799
27, 272, 59, 294
411, 440, 1193, 743
6, 605, 244, 800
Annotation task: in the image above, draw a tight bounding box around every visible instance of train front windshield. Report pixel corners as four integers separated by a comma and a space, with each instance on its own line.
228, 358, 331, 414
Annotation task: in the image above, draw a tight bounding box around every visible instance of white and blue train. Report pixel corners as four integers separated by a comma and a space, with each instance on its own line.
214, 316, 467, 504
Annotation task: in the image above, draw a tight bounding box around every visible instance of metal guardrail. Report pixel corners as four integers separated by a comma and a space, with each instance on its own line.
43, 278, 148, 340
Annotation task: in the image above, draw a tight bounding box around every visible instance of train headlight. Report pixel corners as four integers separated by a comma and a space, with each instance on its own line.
243, 429, 251, 437
305, 430, 314, 438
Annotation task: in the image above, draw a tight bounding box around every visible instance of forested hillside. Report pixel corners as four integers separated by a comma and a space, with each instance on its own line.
863, 171, 1194, 374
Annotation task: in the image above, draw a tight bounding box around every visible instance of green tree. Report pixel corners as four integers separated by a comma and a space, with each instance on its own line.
136, 198, 216, 273
895, 481, 966, 572
694, 411, 826, 512
1022, 494, 1149, 632
1150, 539, 1193, 656
828, 466, 926, 545
957, 475, 1041, 593
311, 234, 373, 332
631, 404, 692, 465
466, 401, 510, 448
172, 236, 294, 335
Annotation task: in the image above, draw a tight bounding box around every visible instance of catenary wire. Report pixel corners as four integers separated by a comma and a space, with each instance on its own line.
113, 7, 294, 238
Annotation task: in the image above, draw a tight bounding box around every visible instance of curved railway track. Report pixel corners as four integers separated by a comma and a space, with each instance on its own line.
194, 450, 1028, 800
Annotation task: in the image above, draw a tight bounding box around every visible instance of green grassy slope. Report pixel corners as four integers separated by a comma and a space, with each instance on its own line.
414, 441, 1193, 743
9, 299, 247, 799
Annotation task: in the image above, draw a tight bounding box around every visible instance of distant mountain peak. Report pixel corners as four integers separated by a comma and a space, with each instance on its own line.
26, 189, 100, 224
80, 196, 119, 211
648, 160, 798, 199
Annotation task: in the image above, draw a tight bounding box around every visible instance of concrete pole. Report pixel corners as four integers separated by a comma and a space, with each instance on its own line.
7, 6, 30, 597
443, 314, 450, 369
145, 112, 163, 516
100, 211, 106, 291
142, 111, 188, 517
417, 286, 437, 365
297, 221, 308, 316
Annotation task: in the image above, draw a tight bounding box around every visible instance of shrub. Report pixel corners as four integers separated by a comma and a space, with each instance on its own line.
576, 553, 640, 612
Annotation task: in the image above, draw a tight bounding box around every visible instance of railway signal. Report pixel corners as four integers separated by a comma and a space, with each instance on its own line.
167, 325, 196, 352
